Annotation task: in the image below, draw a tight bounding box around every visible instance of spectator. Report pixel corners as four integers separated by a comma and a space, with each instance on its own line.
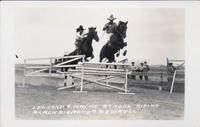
143, 61, 150, 80
137, 62, 145, 80
167, 63, 176, 82
130, 62, 137, 80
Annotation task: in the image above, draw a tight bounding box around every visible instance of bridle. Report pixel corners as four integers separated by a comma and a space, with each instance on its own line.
116, 22, 127, 38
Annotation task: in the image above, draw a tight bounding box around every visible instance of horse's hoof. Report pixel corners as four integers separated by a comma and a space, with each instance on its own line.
123, 50, 127, 56
124, 42, 127, 47
116, 53, 120, 57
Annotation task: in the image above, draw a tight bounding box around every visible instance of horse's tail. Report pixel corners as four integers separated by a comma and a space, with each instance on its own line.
99, 43, 109, 62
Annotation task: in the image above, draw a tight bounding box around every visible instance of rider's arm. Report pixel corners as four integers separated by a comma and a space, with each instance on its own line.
82, 33, 88, 38
103, 23, 109, 31
76, 35, 81, 40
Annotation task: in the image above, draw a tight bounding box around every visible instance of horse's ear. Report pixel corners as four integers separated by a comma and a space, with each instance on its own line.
126, 21, 128, 24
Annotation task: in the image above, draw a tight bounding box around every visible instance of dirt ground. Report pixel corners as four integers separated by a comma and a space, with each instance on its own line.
15, 68, 184, 120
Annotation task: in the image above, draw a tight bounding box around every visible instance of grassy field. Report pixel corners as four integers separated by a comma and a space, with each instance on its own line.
15, 65, 184, 120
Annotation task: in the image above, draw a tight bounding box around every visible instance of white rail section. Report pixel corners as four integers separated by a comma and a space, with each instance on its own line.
22, 55, 134, 94
22, 55, 84, 86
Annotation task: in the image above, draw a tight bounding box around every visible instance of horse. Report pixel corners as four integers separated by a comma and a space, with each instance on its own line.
55, 27, 99, 72
99, 21, 128, 63
78, 27, 99, 61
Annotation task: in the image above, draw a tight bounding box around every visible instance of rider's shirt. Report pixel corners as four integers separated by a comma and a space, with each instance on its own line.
137, 65, 145, 72
75, 32, 87, 48
103, 22, 117, 34
76, 32, 87, 41
130, 65, 138, 71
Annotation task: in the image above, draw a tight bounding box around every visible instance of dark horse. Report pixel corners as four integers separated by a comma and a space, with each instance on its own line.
79, 27, 99, 61
55, 27, 99, 72
99, 21, 128, 63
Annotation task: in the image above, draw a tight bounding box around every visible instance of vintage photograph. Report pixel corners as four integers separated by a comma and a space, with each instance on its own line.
14, 7, 185, 120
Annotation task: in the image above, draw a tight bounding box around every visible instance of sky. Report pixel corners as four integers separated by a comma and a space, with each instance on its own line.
14, 8, 185, 65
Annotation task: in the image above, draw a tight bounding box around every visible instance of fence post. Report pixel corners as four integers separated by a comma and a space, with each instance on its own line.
49, 58, 52, 76
22, 59, 26, 87
125, 67, 128, 93
106, 65, 110, 85
170, 70, 177, 94
167, 57, 169, 66
64, 74, 67, 87
80, 56, 85, 93
159, 73, 163, 91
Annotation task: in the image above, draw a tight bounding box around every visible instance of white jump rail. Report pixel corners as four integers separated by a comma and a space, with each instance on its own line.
21, 55, 85, 87
21, 56, 185, 95
58, 61, 135, 95
22, 55, 134, 94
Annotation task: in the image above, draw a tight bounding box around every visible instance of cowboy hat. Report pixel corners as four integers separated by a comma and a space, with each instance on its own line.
107, 14, 116, 21
76, 25, 85, 32
88, 27, 96, 30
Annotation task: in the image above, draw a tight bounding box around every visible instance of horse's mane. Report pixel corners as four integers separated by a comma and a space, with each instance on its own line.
112, 21, 127, 37
84, 28, 95, 40
80, 27, 98, 50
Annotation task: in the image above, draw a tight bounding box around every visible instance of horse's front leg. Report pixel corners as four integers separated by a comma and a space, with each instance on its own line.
123, 50, 127, 56
119, 41, 127, 49
122, 42, 127, 56
116, 51, 120, 57
123, 42, 127, 47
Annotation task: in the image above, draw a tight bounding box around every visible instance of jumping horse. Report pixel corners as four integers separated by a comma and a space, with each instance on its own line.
55, 27, 99, 72
99, 21, 128, 63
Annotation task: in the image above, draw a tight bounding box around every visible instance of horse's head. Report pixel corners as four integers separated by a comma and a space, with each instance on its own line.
118, 21, 128, 38
88, 27, 99, 42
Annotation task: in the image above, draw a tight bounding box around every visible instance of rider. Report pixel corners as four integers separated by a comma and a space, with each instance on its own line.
103, 14, 117, 34
103, 14, 118, 44
103, 14, 126, 55
75, 25, 87, 54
